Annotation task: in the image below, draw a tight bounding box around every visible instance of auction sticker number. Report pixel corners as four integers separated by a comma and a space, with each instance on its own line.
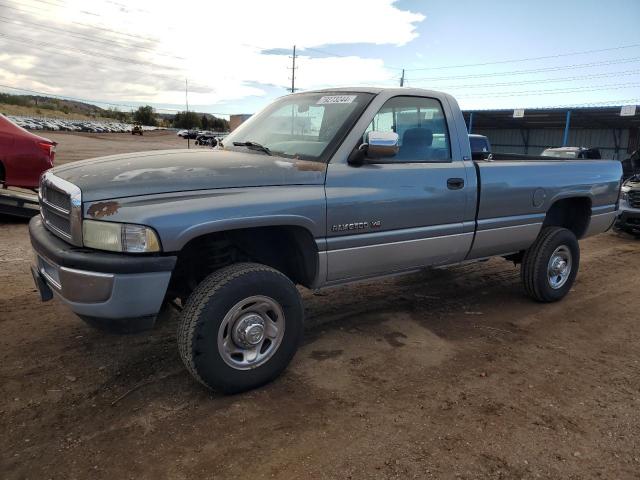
316, 95, 357, 105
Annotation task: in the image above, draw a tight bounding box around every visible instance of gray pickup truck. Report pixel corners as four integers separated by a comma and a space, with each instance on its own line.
29, 87, 622, 393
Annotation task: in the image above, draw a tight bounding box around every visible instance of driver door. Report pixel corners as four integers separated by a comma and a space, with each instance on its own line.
324, 95, 474, 281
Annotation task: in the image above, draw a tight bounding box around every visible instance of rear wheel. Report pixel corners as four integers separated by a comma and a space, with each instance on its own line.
521, 227, 580, 302
178, 263, 304, 393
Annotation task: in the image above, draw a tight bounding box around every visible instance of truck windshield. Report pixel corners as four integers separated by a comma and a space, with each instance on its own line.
222, 92, 373, 162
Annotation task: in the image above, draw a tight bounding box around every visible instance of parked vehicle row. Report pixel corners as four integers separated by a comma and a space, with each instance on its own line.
4, 115, 156, 134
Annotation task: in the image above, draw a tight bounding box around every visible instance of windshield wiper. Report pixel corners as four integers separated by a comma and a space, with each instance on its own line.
232, 141, 272, 156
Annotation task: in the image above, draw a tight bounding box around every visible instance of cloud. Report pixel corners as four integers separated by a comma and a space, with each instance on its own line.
0, 0, 424, 112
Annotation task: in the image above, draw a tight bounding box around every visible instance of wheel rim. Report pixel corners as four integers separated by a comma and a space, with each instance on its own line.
547, 245, 572, 289
217, 295, 285, 370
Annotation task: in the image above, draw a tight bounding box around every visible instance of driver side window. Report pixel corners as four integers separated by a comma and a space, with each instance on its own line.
366, 96, 452, 163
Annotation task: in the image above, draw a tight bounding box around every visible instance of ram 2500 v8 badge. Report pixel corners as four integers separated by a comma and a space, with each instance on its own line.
29, 88, 622, 393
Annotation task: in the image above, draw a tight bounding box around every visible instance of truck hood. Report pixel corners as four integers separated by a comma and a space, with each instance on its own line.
51, 149, 327, 202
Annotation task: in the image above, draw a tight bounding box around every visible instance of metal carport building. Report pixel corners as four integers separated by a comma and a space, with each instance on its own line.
463, 105, 640, 159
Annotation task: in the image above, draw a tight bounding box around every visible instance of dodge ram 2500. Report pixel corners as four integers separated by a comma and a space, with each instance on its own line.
29, 87, 622, 393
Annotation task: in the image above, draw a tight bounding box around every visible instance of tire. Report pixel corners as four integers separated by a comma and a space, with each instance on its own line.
521, 227, 580, 303
178, 263, 304, 393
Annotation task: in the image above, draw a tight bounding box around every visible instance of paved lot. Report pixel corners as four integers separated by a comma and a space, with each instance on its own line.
1, 132, 639, 479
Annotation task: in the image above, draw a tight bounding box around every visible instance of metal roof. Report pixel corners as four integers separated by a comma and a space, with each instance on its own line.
463, 105, 640, 129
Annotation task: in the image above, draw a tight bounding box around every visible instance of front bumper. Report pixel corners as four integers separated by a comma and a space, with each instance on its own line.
615, 199, 640, 234
29, 216, 177, 326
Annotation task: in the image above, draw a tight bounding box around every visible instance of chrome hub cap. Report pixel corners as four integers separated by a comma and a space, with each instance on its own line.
547, 245, 572, 289
232, 314, 265, 347
218, 295, 285, 370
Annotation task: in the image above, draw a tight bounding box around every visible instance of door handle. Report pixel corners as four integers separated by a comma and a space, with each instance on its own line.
447, 178, 465, 190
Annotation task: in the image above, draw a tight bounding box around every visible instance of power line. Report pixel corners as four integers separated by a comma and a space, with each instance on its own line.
407, 57, 640, 82
300, 46, 404, 71
420, 69, 640, 90
405, 42, 640, 71
4, 0, 159, 44
0, 35, 215, 93
3, 83, 637, 118
455, 82, 640, 99
0, 36, 184, 83
0, 15, 184, 60
0, 32, 181, 71
0, 84, 157, 110
462, 97, 640, 111
0, 84, 232, 116
301, 46, 349, 58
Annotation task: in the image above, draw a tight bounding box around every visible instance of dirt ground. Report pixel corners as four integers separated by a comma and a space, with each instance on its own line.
1, 132, 639, 479
46, 130, 189, 165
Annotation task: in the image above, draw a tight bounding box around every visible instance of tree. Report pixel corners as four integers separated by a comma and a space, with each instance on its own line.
173, 111, 201, 129
201, 114, 209, 130
211, 117, 229, 132
133, 105, 157, 126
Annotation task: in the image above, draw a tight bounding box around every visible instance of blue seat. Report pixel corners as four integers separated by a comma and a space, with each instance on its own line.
397, 128, 433, 161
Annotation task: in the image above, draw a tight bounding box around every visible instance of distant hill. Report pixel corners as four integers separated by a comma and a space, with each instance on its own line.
0, 93, 228, 129
0, 93, 111, 117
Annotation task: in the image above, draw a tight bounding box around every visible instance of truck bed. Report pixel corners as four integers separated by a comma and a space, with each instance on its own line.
466, 159, 621, 259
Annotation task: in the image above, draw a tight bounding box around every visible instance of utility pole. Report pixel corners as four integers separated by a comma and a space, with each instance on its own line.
289, 45, 297, 93
185, 78, 190, 149
400, 69, 405, 87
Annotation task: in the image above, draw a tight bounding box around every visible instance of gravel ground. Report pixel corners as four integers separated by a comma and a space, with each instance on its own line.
1, 132, 639, 479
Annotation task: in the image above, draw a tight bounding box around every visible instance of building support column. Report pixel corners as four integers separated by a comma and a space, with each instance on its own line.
520, 129, 530, 155
562, 110, 571, 147
613, 128, 622, 160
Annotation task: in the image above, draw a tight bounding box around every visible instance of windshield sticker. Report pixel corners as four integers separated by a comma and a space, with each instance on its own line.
316, 95, 357, 105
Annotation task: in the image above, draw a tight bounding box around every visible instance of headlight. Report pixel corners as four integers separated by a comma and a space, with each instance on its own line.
82, 220, 161, 253
620, 189, 629, 201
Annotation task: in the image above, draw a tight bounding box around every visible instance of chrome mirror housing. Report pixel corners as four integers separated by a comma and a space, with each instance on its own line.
366, 131, 399, 158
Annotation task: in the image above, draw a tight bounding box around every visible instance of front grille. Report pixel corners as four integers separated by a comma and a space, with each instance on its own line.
628, 190, 640, 209
43, 186, 71, 212
39, 172, 82, 245
41, 203, 71, 236
41, 183, 72, 240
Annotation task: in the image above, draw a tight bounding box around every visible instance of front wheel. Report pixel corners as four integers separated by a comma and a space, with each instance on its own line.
177, 263, 304, 393
521, 227, 580, 302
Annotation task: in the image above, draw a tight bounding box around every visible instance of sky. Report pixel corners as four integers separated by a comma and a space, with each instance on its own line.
0, 0, 639, 117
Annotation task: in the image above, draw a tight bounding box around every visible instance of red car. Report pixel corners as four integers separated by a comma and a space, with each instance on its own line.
0, 114, 56, 189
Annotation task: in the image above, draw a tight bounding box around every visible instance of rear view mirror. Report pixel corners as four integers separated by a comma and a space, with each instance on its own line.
366, 131, 399, 158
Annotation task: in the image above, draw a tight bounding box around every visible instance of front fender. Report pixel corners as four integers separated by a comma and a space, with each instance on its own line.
82, 186, 326, 252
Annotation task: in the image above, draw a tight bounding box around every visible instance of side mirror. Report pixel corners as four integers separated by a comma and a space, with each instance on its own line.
347, 131, 400, 166
366, 131, 399, 158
